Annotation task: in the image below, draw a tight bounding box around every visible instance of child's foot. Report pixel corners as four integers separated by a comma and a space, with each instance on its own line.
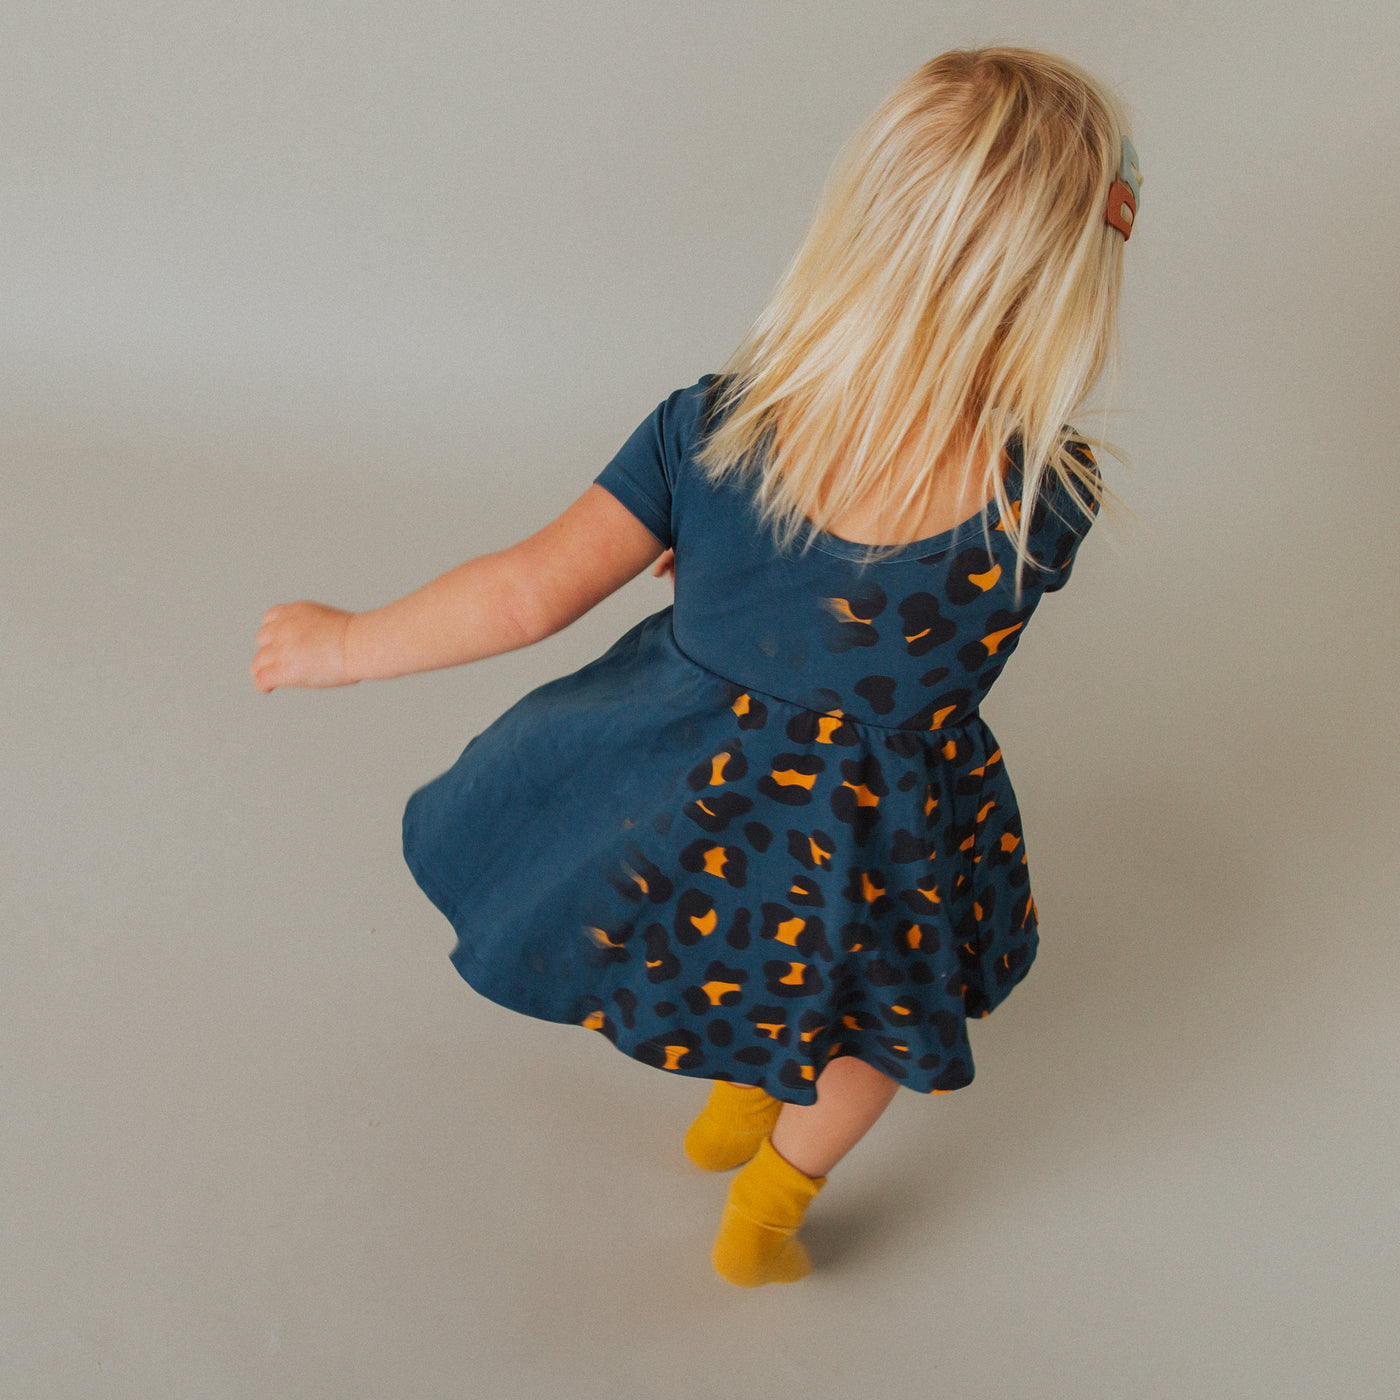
711, 1137, 827, 1287
684, 1081, 783, 1171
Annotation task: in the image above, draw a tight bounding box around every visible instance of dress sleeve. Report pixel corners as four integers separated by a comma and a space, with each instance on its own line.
593, 389, 687, 550
1040, 439, 1102, 592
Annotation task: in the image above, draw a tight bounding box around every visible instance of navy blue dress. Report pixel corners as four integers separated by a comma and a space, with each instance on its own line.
402, 375, 1098, 1105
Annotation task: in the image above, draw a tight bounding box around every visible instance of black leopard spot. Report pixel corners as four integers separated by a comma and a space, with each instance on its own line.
632, 1029, 704, 1072
883, 729, 923, 759
876, 1036, 912, 1058
611, 988, 638, 1030
686, 741, 748, 791
650, 810, 674, 834
786, 874, 825, 907
763, 960, 826, 998
683, 790, 755, 832
869, 1055, 910, 1079
945, 547, 1003, 605
918, 665, 950, 688
674, 887, 719, 945
743, 821, 774, 852
994, 943, 1031, 986
917, 1052, 943, 1070
837, 1007, 882, 1031
841, 866, 895, 919
734, 1045, 774, 1066
877, 998, 919, 1028
724, 906, 752, 950
907, 959, 936, 983
931, 1059, 973, 1090
642, 924, 680, 984
830, 754, 888, 845
898, 593, 956, 655
757, 903, 832, 960
839, 921, 874, 953
746, 1005, 792, 1045
653, 1000, 678, 1017
679, 838, 748, 889
957, 607, 1030, 671
682, 959, 748, 1014
866, 958, 903, 987
898, 878, 943, 915
896, 687, 974, 731
583, 917, 634, 966
853, 674, 897, 714
821, 582, 887, 653
785, 708, 860, 745
608, 848, 674, 904
778, 1060, 818, 1093
890, 828, 937, 862
707, 1018, 735, 1047
897, 921, 940, 956
929, 1009, 961, 1048
786, 827, 836, 871
757, 753, 825, 807
896, 771, 918, 791
987, 813, 1024, 868
726, 687, 769, 730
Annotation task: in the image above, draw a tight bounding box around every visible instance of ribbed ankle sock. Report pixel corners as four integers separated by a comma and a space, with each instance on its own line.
684, 1081, 784, 1171
711, 1137, 827, 1287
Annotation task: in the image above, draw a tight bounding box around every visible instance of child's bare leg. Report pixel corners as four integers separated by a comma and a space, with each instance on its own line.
768, 1055, 899, 1177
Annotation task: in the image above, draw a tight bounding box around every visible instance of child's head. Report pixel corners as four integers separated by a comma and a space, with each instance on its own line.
698, 46, 1136, 571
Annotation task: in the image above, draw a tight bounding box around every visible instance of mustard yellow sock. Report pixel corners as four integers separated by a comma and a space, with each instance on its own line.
684, 1080, 784, 1171
711, 1137, 827, 1287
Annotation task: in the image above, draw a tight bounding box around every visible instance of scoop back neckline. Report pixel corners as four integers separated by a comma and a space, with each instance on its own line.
795, 442, 1026, 565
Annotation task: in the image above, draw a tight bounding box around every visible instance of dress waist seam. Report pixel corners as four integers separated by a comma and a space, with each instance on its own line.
667, 618, 983, 735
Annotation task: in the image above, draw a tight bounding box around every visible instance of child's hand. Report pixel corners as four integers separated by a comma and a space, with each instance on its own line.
251, 602, 358, 692
651, 549, 675, 584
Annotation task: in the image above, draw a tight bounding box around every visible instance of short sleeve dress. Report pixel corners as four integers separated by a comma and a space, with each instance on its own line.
402, 375, 1099, 1105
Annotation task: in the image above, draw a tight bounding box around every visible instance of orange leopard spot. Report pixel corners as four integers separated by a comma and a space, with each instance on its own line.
815, 711, 845, 743
976, 799, 996, 823
824, 597, 870, 625
773, 916, 806, 946
770, 767, 818, 790
800, 1023, 826, 1042
700, 979, 742, 1005
968, 562, 1002, 591
1000, 833, 1021, 853
690, 907, 718, 937
981, 622, 1024, 656
942, 740, 957, 760
859, 872, 885, 902
755, 1021, 786, 1040
842, 781, 880, 808
661, 1045, 689, 1071
707, 753, 733, 786
701, 846, 730, 878
928, 704, 959, 730
581, 1009, 606, 1030
732, 693, 752, 718
778, 962, 807, 986
808, 835, 833, 867
968, 748, 1003, 778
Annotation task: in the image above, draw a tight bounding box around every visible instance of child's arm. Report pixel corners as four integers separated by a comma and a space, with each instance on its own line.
250, 484, 665, 692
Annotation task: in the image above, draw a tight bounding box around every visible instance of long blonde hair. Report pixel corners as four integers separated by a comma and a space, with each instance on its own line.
695, 46, 1135, 579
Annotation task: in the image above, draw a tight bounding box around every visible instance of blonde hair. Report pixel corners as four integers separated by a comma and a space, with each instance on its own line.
695, 46, 1135, 581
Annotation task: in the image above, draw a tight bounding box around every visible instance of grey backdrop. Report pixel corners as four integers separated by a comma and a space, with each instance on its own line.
4, 3, 1397, 1397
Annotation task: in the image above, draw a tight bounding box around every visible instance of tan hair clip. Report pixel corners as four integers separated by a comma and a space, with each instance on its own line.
1106, 136, 1142, 240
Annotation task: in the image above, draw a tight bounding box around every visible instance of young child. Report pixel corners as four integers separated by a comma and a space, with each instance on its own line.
251, 46, 1138, 1288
